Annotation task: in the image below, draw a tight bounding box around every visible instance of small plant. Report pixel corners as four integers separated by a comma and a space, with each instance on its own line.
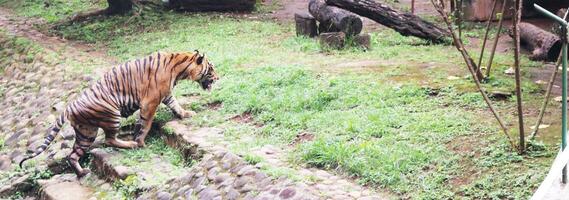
153, 106, 175, 124
162, 126, 175, 135
120, 115, 138, 128
243, 154, 263, 165
9, 191, 23, 200
113, 174, 140, 198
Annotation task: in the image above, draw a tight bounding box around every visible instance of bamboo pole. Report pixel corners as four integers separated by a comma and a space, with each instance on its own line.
512, 0, 525, 154
485, 0, 508, 77
476, 0, 499, 72
431, 0, 516, 150
530, 6, 568, 140
529, 55, 562, 140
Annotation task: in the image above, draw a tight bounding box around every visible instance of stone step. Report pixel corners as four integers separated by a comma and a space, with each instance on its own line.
89, 141, 191, 196
135, 121, 318, 199
251, 145, 390, 200
37, 173, 118, 200
38, 174, 95, 200
162, 121, 391, 200
138, 149, 316, 200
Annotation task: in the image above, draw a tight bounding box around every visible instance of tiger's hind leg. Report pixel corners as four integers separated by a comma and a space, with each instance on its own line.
104, 127, 138, 149
68, 124, 98, 178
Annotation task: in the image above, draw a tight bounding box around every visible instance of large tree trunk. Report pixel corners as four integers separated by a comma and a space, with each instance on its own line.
510, 22, 561, 61
107, 0, 133, 15
167, 0, 256, 12
326, 0, 449, 43
309, 0, 362, 36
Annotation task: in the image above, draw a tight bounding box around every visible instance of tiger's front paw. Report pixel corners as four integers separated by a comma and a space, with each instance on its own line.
135, 138, 146, 148
177, 110, 196, 119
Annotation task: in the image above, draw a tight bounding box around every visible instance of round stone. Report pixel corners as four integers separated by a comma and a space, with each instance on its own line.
225, 188, 240, 200
0, 155, 12, 170
279, 187, 296, 199
214, 173, 231, 184
177, 185, 190, 196
198, 187, 220, 199
156, 191, 172, 200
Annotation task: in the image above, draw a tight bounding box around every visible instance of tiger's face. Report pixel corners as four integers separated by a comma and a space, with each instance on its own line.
191, 53, 218, 91
198, 61, 218, 90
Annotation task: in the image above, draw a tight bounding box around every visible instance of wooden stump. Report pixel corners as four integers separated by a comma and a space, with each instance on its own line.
107, 0, 133, 14
167, 0, 256, 12
510, 22, 561, 61
309, 0, 362, 36
295, 12, 318, 38
353, 33, 371, 49
320, 32, 346, 50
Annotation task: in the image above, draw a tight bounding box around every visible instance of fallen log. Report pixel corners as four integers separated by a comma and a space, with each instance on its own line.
167, 0, 256, 12
309, 0, 362, 36
509, 22, 561, 61
325, 0, 450, 43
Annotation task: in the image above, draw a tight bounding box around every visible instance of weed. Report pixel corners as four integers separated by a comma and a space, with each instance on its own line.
116, 137, 185, 167
113, 174, 139, 199
154, 105, 175, 125
162, 125, 175, 135
243, 154, 263, 165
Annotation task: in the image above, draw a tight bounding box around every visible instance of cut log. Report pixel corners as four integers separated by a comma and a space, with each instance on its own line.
167, 0, 256, 12
510, 22, 561, 61
295, 12, 318, 38
107, 0, 133, 15
353, 33, 371, 49
309, 0, 362, 36
325, 0, 450, 43
320, 32, 346, 50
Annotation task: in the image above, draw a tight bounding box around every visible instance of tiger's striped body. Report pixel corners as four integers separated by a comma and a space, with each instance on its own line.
20, 51, 218, 177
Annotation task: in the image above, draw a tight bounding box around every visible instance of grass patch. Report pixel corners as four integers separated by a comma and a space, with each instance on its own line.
177, 65, 551, 199
0, 0, 105, 23
114, 136, 185, 167
243, 153, 263, 165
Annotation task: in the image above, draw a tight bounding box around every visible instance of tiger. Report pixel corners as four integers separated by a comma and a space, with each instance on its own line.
19, 51, 218, 177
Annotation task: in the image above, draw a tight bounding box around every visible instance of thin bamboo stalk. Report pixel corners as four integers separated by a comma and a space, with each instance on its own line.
431, 0, 516, 150
512, 0, 525, 154
485, 0, 508, 77
529, 55, 562, 140
476, 0, 499, 72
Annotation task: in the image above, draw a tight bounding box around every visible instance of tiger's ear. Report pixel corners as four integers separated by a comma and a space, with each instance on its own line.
196, 54, 205, 65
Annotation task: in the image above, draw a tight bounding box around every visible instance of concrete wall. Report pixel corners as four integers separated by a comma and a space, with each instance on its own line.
462, 0, 568, 21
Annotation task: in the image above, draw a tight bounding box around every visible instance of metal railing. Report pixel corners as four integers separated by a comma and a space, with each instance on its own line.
531, 4, 568, 200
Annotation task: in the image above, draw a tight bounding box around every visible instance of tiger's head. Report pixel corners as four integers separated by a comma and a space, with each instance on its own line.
184, 52, 218, 90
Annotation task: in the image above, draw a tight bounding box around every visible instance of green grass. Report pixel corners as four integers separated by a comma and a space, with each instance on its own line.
0, 0, 105, 23
113, 136, 186, 167
0, 1, 558, 199
182, 65, 550, 199
243, 153, 263, 165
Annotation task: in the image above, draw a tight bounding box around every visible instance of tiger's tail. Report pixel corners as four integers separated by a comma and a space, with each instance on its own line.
19, 111, 67, 168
